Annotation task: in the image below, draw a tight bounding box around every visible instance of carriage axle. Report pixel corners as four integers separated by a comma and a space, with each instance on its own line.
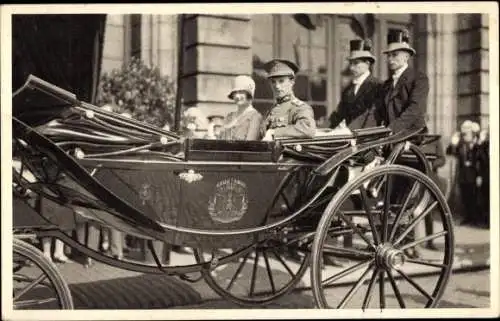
375, 243, 406, 270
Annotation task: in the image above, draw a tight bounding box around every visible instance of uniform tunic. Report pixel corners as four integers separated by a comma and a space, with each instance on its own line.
260, 95, 316, 139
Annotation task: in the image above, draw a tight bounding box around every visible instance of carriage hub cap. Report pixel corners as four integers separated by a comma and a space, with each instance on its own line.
376, 244, 406, 269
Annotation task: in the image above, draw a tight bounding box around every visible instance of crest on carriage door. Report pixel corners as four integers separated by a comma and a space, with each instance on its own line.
208, 178, 248, 223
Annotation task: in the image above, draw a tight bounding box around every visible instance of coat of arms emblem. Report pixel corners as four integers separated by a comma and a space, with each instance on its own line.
208, 178, 248, 223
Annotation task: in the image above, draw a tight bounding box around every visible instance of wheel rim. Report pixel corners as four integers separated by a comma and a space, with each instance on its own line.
195, 231, 311, 306
311, 165, 454, 309
13, 238, 74, 310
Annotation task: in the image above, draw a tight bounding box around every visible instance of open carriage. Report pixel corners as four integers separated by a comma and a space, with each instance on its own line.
12, 75, 455, 310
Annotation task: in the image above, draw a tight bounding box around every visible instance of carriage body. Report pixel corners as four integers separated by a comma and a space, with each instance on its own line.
12, 75, 454, 310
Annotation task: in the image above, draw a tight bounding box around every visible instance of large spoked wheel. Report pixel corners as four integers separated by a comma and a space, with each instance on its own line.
311, 165, 454, 309
13, 238, 74, 309
194, 234, 311, 306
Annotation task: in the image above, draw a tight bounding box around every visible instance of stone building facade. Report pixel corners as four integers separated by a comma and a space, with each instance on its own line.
100, 13, 490, 138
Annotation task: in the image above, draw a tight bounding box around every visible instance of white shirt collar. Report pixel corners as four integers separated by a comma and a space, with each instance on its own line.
392, 63, 409, 80
352, 71, 371, 85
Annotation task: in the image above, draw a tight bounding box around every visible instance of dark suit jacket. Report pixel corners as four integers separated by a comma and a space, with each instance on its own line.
330, 75, 382, 130
446, 141, 478, 184
377, 67, 429, 133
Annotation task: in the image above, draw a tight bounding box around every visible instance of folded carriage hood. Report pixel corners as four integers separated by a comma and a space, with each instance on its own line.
12, 14, 106, 126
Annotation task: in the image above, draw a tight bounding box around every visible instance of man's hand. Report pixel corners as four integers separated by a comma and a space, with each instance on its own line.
451, 132, 461, 146
476, 176, 483, 187
479, 129, 488, 144
262, 129, 275, 141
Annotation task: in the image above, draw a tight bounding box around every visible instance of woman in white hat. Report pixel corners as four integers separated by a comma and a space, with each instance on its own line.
212, 75, 263, 141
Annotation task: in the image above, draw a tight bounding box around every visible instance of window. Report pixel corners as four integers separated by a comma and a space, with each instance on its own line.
251, 14, 329, 127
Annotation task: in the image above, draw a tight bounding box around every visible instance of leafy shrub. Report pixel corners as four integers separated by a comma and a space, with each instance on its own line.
96, 57, 177, 128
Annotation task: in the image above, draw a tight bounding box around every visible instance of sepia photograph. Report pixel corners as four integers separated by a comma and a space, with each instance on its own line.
1, 2, 498, 319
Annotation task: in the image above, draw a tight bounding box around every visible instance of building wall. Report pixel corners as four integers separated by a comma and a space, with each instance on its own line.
181, 14, 252, 119
456, 14, 489, 129
101, 15, 127, 74
99, 13, 490, 133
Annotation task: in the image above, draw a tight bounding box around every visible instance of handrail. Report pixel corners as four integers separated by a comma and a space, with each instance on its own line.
314, 127, 425, 176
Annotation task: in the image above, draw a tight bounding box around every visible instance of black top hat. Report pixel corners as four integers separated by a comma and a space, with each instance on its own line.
349, 39, 373, 52
383, 29, 416, 55
347, 39, 376, 63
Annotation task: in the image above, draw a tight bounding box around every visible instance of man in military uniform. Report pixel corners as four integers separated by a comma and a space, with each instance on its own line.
377, 29, 429, 133
260, 59, 317, 141
330, 39, 382, 130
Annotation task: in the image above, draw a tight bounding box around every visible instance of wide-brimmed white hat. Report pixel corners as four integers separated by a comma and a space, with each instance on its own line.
383, 29, 416, 56
347, 39, 376, 63
228, 75, 256, 99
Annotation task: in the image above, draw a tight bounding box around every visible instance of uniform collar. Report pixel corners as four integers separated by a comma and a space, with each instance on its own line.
276, 94, 293, 104
352, 71, 370, 85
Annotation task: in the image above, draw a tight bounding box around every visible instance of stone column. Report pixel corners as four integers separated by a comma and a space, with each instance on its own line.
413, 14, 458, 139
101, 15, 127, 73
181, 14, 252, 126
456, 14, 489, 128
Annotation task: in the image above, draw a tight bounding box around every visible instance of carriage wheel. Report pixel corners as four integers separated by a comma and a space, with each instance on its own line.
311, 165, 454, 309
194, 235, 311, 306
13, 238, 74, 309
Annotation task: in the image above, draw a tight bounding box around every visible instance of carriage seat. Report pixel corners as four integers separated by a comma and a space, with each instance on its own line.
183, 138, 282, 162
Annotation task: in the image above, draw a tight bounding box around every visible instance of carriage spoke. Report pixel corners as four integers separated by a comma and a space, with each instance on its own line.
382, 174, 392, 242
387, 269, 406, 308
14, 275, 52, 288
378, 269, 385, 309
362, 267, 378, 310
406, 258, 447, 269
338, 212, 376, 250
322, 259, 373, 287
393, 201, 438, 247
14, 297, 58, 308
395, 268, 433, 301
337, 263, 374, 308
272, 249, 296, 279
399, 231, 447, 251
359, 187, 380, 246
263, 251, 276, 294
248, 250, 260, 297
226, 252, 251, 291
389, 181, 420, 242
322, 244, 374, 260
14, 273, 47, 301
279, 191, 293, 213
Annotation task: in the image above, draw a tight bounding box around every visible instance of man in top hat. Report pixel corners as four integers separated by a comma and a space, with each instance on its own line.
377, 29, 429, 134
330, 39, 382, 130
260, 59, 316, 141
